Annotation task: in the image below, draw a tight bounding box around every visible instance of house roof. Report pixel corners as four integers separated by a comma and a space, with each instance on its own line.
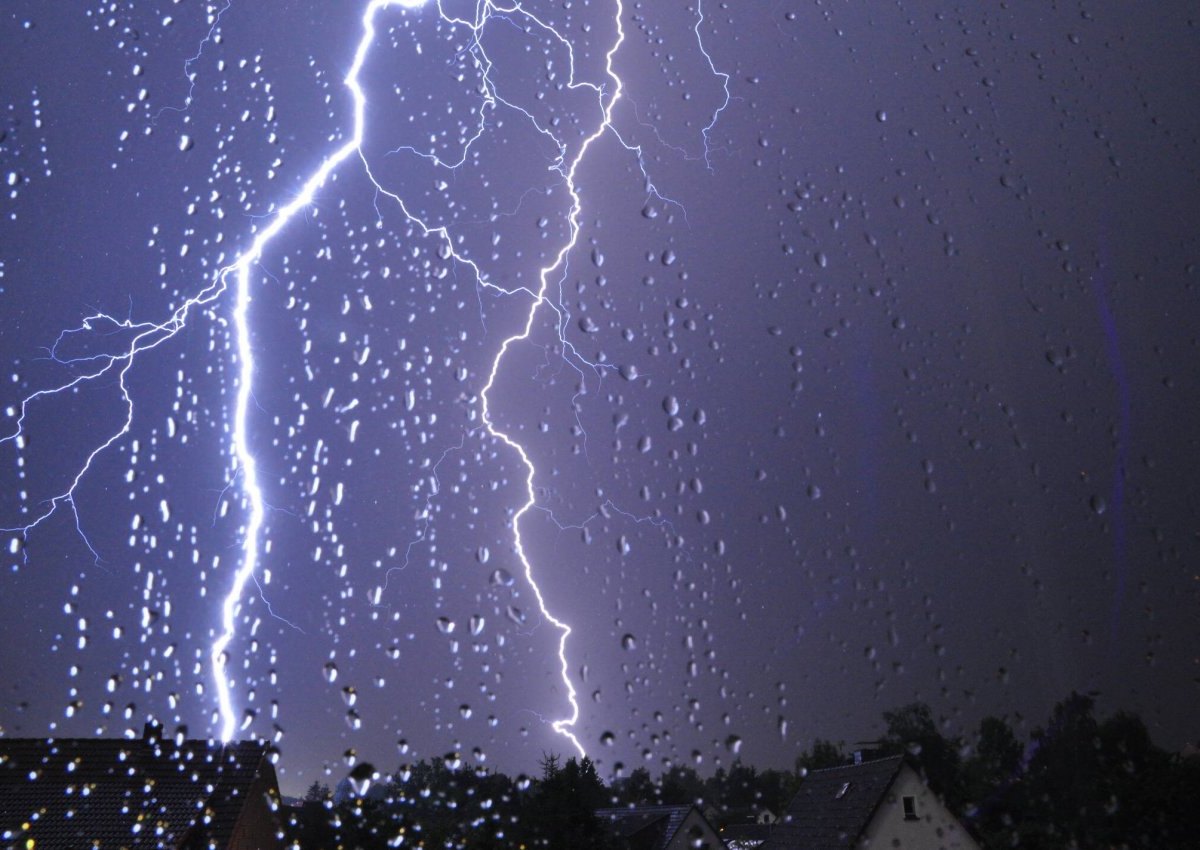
595, 804, 695, 850
763, 756, 905, 850
0, 731, 276, 849
722, 821, 772, 847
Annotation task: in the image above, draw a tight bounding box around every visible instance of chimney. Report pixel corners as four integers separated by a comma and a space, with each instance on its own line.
853, 750, 863, 765
143, 719, 163, 743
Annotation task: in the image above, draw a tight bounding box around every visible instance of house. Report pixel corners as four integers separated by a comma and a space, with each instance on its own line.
719, 808, 778, 849
596, 803, 727, 850
761, 755, 979, 850
721, 821, 771, 849
0, 723, 285, 849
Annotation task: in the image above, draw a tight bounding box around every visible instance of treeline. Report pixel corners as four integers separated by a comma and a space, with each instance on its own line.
287, 692, 1198, 849
872, 693, 1200, 849
290, 754, 620, 849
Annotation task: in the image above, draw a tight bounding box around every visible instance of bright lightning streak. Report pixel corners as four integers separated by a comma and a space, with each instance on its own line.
0, 0, 431, 744
4, 0, 728, 756
471, 0, 634, 759
211, 0, 435, 744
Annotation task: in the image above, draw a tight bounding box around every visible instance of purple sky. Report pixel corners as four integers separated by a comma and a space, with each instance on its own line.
2, 1, 1197, 795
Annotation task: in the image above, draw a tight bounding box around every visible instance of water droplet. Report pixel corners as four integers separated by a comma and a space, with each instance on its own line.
490, 568, 514, 587
348, 762, 375, 797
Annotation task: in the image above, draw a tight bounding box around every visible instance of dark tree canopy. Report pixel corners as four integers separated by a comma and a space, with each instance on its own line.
284, 697, 1195, 848
880, 701, 965, 810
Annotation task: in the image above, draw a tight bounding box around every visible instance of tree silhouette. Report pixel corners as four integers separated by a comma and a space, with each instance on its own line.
611, 766, 658, 806
529, 755, 617, 850
796, 737, 848, 772
658, 764, 705, 806
880, 701, 965, 810
279, 694, 1197, 849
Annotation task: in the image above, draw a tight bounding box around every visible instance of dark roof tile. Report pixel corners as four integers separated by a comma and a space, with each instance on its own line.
595, 804, 694, 850
763, 756, 904, 850
0, 736, 274, 849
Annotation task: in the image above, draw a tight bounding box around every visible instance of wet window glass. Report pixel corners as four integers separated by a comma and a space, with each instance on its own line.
2, 2, 1196, 847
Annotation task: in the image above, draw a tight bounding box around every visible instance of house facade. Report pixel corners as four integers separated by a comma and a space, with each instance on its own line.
858, 761, 978, 850
761, 755, 980, 850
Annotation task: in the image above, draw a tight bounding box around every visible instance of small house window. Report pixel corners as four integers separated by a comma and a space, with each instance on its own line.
902, 796, 918, 821
835, 782, 852, 799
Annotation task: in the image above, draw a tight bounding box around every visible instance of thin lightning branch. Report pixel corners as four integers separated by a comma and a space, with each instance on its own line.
155, 0, 236, 119
535, 500, 680, 539
252, 574, 306, 635
374, 431, 468, 607
695, 0, 732, 170
610, 0, 731, 171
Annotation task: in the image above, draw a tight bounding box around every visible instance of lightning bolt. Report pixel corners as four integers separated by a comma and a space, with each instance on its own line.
476, 0, 641, 758
3, 0, 728, 756
365, 0, 638, 757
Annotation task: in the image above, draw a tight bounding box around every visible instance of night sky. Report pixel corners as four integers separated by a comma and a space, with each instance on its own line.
2, 1, 1197, 796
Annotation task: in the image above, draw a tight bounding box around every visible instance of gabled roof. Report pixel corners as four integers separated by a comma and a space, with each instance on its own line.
763, 756, 904, 850
0, 732, 277, 849
595, 804, 695, 850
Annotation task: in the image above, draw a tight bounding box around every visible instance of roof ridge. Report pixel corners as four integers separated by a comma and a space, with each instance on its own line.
597, 803, 693, 812
806, 753, 904, 773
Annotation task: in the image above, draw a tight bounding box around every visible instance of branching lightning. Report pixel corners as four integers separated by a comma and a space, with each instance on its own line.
3, 0, 728, 756
695, 0, 733, 170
